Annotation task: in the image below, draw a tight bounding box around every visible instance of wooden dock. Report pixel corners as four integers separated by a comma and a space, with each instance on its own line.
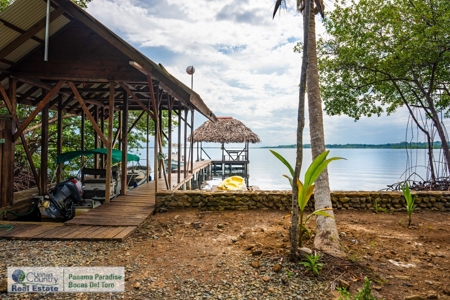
0, 161, 213, 241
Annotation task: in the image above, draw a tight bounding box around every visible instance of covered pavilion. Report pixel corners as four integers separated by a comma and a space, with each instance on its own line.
0, 0, 217, 209
190, 116, 260, 181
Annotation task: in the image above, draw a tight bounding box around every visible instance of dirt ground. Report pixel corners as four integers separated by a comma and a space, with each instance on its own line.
105, 208, 450, 300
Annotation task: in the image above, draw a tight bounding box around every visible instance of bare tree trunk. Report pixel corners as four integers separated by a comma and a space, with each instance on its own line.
289, 0, 312, 262
306, 5, 345, 258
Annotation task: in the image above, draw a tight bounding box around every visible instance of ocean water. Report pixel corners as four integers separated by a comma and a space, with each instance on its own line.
133, 147, 440, 191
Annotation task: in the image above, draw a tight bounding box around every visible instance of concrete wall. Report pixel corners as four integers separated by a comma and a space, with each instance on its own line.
155, 190, 450, 212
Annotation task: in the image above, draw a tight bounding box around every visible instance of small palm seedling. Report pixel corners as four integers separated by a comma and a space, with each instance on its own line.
401, 182, 417, 226
271, 150, 345, 246
300, 253, 324, 275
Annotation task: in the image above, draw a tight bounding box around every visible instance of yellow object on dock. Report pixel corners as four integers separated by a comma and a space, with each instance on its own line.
217, 176, 247, 191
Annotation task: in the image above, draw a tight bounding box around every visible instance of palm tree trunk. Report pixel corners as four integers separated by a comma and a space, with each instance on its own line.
306, 4, 345, 258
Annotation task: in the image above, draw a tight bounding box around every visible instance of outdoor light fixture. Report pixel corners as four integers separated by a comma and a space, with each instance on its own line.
186, 66, 195, 90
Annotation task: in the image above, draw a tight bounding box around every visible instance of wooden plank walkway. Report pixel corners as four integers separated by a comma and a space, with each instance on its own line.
0, 160, 212, 241
0, 224, 136, 241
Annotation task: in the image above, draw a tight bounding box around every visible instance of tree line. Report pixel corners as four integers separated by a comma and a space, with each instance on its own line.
263, 141, 447, 149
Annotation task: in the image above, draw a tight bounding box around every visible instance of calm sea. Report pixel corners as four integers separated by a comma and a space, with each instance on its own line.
133, 147, 439, 191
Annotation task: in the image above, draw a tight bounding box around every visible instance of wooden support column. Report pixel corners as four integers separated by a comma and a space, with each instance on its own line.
146, 98, 150, 182
167, 96, 172, 189
177, 109, 181, 184
147, 76, 159, 192
190, 109, 194, 175
81, 112, 85, 166
40, 99, 49, 195
121, 90, 128, 195
56, 95, 63, 183
94, 106, 99, 169
183, 109, 188, 178
0, 116, 14, 208
1, 80, 40, 186
100, 107, 104, 167
105, 83, 114, 203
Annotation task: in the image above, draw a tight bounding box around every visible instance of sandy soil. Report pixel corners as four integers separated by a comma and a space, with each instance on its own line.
107, 208, 450, 300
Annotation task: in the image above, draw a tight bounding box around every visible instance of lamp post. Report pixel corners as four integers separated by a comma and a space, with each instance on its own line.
186, 66, 196, 169
186, 66, 195, 90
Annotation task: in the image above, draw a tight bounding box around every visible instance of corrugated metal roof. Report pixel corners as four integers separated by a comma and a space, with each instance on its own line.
34, 15, 71, 40
0, 0, 49, 29
0, 0, 69, 66
4, 38, 40, 62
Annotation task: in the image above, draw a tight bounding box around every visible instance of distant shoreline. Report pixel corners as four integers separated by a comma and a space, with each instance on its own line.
260, 142, 445, 149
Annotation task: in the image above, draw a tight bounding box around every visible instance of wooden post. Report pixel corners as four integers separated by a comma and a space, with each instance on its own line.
56, 95, 63, 183
105, 83, 114, 203
94, 105, 99, 169
177, 109, 181, 184
190, 109, 194, 175
81, 112, 85, 166
40, 100, 49, 194
0, 116, 14, 207
183, 109, 188, 178
121, 90, 128, 195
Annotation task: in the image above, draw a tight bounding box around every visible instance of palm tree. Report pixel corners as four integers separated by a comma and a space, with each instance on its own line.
273, 0, 344, 258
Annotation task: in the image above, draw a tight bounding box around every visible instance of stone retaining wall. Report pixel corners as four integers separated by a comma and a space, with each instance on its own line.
155, 190, 450, 212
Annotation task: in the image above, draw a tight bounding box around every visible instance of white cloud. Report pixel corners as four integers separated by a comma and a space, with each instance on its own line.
87, 0, 426, 146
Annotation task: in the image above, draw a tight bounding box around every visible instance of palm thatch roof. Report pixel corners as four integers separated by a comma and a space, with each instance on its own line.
190, 117, 261, 144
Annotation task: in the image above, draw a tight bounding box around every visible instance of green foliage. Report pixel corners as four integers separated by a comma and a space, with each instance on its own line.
0, 0, 92, 11
316, 0, 450, 119
300, 254, 324, 275
0, 0, 9, 11
72, 0, 92, 8
262, 141, 448, 149
337, 277, 378, 300
401, 182, 417, 226
270, 150, 344, 246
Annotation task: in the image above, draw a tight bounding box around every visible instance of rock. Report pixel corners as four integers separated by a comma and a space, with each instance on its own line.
395, 275, 411, 280
273, 264, 281, 272
191, 222, 202, 229
281, 275, 289, 285
403, 295, 426, 300
134, 282, 141, 289
159, 207, 168, 213
251, 260, 260, 268
298, 247, 313, 255
262, 276, 270, 282
217, 223, 224, 229
443, 288, 450, 296
246, 244, 256, 250
0, 278, 7, 293
426, 292, 438, 299
338, 279, 350, 289
252, 250, 263, 256
424, 280, 434, 285
125, 252, 131, 256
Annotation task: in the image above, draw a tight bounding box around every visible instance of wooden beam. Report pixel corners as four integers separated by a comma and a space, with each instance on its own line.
105, 83, 115, 203
56, 95, 63, 183
68, 81, 108, 145
0, 18, 44, 43
118, 82, 156, 121
12, 75, 69, 96
13, 81, 64, 141
0, 7, 65, 60
127, 111, 145, 135
121, 91, 128, 195
41, 99, 49, 194
0, 80, 39, 185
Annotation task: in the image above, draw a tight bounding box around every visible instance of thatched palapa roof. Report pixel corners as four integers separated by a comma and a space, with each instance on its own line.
191, 117, 261, 144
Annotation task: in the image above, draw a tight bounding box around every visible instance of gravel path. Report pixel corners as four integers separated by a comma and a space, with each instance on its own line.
0, 238, 331, 300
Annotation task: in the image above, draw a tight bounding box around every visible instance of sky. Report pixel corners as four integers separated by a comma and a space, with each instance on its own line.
86, 0, 417, 147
